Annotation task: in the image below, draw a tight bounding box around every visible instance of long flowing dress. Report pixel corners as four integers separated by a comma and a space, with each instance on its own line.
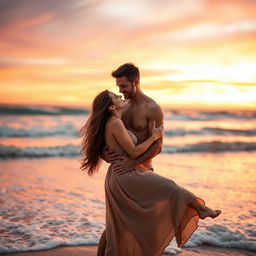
104, 130, 205, 256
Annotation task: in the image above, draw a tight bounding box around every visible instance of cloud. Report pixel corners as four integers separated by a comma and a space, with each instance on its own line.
0, 57, 68, 65
1, 0, 256, 62
141, 79, 256, 92
0, 0, 104, 56
0, 0, 101, 25
0, 0, 255, 108
162, 20, 256, 43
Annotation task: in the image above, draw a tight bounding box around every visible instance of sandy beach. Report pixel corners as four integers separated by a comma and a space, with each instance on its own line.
1, 245, 255, 256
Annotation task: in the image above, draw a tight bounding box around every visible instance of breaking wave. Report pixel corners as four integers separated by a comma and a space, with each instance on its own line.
1, 141, 255, 158
1, 126, 256, 138
0, 105, 88, 115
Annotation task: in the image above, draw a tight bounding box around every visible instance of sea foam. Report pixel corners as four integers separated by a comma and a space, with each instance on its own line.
0, 221, 255, 254
1, 141, 256, 158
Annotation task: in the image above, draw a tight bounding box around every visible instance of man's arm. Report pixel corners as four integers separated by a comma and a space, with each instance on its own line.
112, 102, 164, 173
132, 138, 162, 166
132, 102, 163, 165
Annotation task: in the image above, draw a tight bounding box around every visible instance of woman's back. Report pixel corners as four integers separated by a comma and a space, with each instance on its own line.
105, 119, 120, 150
105, 119, 137, 154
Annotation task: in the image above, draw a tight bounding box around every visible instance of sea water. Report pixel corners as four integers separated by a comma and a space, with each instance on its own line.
0, 105, 255, 254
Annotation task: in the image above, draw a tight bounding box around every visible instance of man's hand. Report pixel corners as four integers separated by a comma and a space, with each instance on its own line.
112, 157, 137, 175
102, 146, 118, 163
102, 146, 125, 163
102, 147, 137, 174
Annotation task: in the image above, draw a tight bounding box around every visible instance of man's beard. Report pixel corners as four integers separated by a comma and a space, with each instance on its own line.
125, 85, 135, 99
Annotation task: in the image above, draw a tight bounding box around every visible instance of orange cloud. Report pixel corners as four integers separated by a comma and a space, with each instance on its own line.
0, 0, 255, 110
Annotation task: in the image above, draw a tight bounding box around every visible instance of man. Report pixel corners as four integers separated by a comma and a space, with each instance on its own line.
97, 63, 164, 256
106, 63, 164, 173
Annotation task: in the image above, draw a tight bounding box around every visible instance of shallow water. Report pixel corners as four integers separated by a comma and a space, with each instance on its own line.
0, 152, 255, 253
1, 109, 256, 157
0, 108, 255, 253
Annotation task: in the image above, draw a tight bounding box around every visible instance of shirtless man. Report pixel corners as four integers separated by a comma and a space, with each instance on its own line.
108, 62, 164, 173
97, 63, 164, 256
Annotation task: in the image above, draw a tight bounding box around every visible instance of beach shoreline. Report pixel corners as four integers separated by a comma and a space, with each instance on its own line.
1, 245, 255, 256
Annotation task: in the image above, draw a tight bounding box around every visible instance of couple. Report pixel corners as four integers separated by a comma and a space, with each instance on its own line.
79, 63, 221, 256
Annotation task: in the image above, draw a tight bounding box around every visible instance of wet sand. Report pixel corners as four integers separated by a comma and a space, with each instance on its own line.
1, 245, 255, 256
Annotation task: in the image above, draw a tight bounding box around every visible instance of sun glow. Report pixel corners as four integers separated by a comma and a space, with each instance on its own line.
0, 0, 255, 110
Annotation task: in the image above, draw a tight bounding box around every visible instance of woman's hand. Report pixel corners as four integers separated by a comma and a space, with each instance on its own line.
152, 121, 164, 140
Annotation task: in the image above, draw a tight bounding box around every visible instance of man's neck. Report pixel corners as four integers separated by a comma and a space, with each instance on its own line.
130, 88, 146, 104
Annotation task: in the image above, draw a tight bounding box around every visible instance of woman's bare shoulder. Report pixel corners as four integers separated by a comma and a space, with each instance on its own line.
106, 118, 124, 131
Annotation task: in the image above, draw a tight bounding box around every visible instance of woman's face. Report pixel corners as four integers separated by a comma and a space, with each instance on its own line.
108, 91, 127, 109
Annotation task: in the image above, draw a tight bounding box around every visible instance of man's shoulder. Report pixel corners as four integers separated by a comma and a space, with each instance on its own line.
142, 96, 163, 120
144, 98, 162, 112
141, 95, 160, 108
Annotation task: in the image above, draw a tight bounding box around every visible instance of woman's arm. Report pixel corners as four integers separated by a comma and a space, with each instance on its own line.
110, 119, 162, 159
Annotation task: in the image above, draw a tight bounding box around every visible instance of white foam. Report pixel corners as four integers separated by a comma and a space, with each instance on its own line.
0, 144, 80, 157
0, 125, 78, 137
1, 141, 256, 158
0, 201, 105, 253
1, 222, 255, 253
165, 128, 256, 137
185, 224, 256, 251
163, 240, 182, 255
163, 141, 256, 153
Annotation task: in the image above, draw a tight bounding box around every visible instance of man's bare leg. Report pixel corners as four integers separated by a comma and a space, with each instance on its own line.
97, 229, 106, 256
188, 200, 221, 219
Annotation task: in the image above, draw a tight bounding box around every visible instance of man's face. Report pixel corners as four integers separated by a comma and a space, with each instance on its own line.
116, 76, 135, 99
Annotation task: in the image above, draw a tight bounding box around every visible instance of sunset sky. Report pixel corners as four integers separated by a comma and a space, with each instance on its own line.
0, 0, 256, 110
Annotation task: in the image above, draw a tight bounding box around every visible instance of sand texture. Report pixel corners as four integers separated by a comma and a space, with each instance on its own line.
1, 245, 255, 256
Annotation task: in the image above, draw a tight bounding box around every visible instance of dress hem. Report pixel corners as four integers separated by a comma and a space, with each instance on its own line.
157, 197, 205, 256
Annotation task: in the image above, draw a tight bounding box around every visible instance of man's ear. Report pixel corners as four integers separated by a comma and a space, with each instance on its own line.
133, 78, 139, 86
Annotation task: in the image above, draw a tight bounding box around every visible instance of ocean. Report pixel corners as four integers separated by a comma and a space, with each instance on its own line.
0, 105, 255, 254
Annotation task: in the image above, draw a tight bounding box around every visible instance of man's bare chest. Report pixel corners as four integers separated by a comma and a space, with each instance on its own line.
122, 107, 148, 135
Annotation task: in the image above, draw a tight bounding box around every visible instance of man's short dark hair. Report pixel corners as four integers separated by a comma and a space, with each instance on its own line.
111, 63, 140, 83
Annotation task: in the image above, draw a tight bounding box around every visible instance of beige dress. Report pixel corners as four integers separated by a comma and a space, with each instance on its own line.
104, 130, 205, 256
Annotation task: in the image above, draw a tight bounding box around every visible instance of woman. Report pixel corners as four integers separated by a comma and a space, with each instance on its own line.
79, 90, 221, 256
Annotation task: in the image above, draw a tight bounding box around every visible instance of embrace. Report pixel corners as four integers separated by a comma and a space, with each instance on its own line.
79, 63, 221, 256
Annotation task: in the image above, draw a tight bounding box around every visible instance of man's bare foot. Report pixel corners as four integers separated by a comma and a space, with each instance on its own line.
198, 206, 222, 219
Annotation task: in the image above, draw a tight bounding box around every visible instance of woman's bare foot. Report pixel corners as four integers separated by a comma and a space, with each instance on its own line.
188, 200, 221, 219
198, 206, 222, 219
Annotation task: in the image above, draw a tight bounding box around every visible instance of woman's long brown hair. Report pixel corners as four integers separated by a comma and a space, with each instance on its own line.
79, 90, 113, 175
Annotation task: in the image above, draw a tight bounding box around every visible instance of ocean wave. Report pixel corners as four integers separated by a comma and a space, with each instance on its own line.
1, 104, 255, 120
0, 144, 80, 157
0, 105, 88, 115
201, 110, 256, 120
186, 224, 256, 251
202, 127, 256, 136
1, 141, 256, 158
1, 125, 256, 138
0, 219, 100, 254
163, 141, 256, 153
0, 223, 255, 254
0, 125, 78, 137
165, 127, 256, 137
165, 110, 256, 121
